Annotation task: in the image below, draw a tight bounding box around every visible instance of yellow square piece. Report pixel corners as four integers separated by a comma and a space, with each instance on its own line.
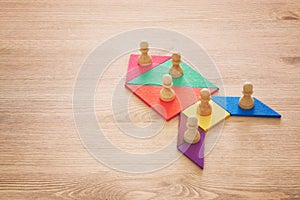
182, 100, 230, 131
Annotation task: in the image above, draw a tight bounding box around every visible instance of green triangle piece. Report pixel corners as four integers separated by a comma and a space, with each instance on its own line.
127, 59, 218, 88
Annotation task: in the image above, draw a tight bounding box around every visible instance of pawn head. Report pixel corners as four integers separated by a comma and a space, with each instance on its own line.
162, 74, 173, 86
243, 82, 253, 93
140, 41, 149, 49
187, 116, 198, 128
172, 53, 181, 61
200, 88, 210, 100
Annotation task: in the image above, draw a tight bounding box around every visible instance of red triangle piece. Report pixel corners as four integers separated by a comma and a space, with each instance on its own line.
125, 84, 218, 121
129, 85, 181, 120
125, 54, 171, 82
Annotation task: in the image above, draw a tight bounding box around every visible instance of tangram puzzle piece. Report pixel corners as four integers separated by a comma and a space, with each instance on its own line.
126, 54, 171, 82
177, 113, 205, 169
183, 100, 230, 131
211, 96, 281, 118
127, 58, 219, 89
126, 84, 218, 121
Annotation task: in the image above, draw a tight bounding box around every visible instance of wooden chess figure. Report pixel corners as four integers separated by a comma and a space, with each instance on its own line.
184, 116, 201, 144
238, 82, 255, 110
160, 74, 176, 102
138, 41, 152, 66
197, 88, 212, 116
169, 53, 183, 78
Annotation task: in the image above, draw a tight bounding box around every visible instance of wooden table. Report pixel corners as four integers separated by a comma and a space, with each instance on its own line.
1, 1, 299, 199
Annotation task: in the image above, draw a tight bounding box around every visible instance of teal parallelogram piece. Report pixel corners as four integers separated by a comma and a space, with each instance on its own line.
126, 59, 218, 89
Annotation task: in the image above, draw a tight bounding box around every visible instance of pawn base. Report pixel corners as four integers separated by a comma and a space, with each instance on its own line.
238, 103, 254, 110
184, 131, 201, 144
160, 88, 176, 102
197, 104, 212, 116
169, 66, 183, 78
138, 56, 152, 67
160, 95, 175, 102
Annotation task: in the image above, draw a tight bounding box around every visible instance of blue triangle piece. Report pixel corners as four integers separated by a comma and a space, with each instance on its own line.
211, 96, 281, 118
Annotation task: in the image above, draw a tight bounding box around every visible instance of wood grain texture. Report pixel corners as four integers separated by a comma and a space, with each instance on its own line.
0, 0, 299, 199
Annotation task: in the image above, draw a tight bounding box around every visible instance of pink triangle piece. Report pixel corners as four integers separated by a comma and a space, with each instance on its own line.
125, 54, 171, 82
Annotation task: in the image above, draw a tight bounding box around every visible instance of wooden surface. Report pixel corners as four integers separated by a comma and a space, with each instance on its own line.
1, 0, 300, 199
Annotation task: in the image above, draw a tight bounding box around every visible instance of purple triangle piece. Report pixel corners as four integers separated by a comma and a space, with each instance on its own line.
125, 54, 171, 82
178, 113, 205, 169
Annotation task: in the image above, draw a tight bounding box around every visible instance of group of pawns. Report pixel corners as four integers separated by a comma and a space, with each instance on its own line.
137, 41, 255, 145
